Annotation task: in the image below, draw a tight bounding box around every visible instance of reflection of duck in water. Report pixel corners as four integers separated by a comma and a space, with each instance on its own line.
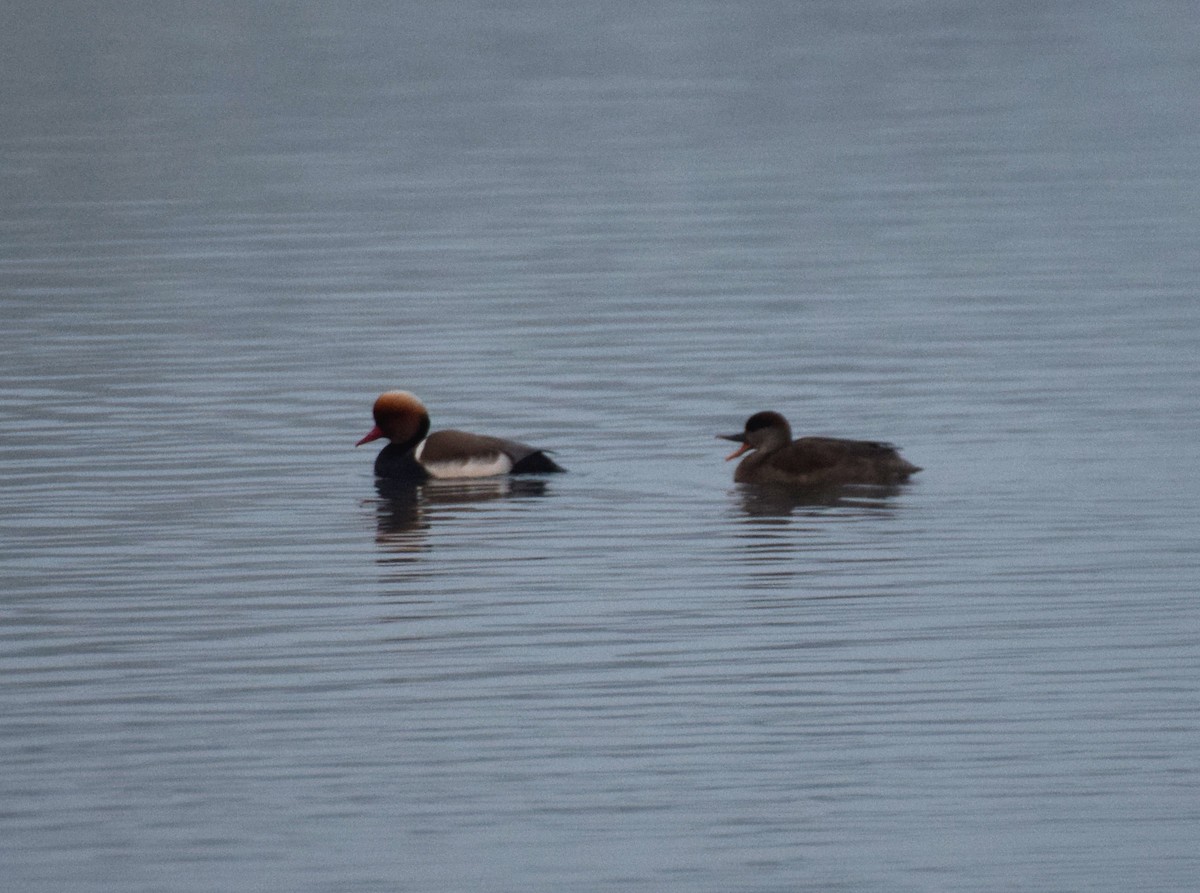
357, 391, 564, 481
371, 476, 554, 552
375, 475, 550, 506
733, 481, 905, 517
718, 411, 920, 488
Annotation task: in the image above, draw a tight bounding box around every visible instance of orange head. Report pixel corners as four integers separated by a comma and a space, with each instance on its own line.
356, 391, 432, 451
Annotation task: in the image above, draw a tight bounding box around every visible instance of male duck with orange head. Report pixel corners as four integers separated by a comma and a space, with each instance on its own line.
357, 391, 564, 481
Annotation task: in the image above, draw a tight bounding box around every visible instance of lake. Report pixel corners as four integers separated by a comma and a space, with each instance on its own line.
2, 2, 1198, 891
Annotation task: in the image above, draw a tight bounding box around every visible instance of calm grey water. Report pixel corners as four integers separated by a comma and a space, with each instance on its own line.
3, 3, 1199, 891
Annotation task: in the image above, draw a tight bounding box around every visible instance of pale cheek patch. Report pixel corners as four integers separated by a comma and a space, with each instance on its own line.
415, 441, 513, 479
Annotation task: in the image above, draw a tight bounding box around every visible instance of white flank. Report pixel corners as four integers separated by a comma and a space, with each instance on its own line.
415, 440, 513, 479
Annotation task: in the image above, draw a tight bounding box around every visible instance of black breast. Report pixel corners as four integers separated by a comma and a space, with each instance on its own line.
373, 444, 430, 481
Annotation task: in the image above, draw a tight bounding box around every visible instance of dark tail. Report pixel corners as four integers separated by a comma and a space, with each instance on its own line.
512, 451, 566, 474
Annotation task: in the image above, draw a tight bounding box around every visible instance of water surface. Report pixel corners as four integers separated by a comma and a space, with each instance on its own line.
3, 3, 1199, 891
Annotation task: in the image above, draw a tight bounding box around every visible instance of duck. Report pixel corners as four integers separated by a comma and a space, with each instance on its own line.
356, 391, 564, 481
718, 411, 921, 487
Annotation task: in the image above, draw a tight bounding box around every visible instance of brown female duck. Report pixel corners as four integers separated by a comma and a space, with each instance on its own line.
718, 411, 920, 487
